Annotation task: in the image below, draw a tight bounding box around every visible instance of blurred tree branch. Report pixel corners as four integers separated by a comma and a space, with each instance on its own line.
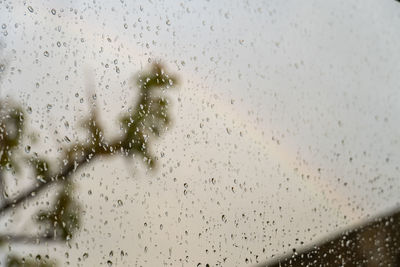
0, 233, 61, 244
0, 62, 178, 264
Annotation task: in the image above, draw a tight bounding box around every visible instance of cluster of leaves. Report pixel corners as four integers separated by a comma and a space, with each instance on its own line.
118, 63, 177, 166
0, 62, 178, 265
36, 183, 80, 241
6, 254, 55, 267
0, 101, 24, 171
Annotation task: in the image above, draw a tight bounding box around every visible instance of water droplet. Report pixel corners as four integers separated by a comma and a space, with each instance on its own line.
28, 6, 34, 13
107, 260, 113, 267
222, 215, 227, 223
25, 145, 31, 153
5, 163, 12, 170
51, 9, 56, 15
36, 175, 46, 183
166, 20, 171, 26
82, 253, 88, 260
43, 51, 49, 57
117, 199, 123, 206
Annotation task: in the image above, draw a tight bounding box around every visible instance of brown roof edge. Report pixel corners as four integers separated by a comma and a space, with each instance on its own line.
252, 205, 400, 267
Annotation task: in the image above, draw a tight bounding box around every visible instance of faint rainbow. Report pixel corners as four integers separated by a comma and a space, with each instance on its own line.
26, 2, 363, 221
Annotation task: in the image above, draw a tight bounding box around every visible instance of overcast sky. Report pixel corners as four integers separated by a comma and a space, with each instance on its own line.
1, 0, 400, 266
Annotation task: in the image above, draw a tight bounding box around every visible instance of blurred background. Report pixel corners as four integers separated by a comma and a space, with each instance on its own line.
0, 0, 400, 266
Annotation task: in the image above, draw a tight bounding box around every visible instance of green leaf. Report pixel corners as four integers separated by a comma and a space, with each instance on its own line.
0, 101, 24, 171
36, 183, 80, 241
6, 254, 56, 267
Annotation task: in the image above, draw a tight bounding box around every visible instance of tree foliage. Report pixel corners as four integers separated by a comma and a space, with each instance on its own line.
0, 62, 178, 266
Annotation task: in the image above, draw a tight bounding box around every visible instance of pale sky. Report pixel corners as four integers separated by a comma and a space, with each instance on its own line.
1, 0, 400, 266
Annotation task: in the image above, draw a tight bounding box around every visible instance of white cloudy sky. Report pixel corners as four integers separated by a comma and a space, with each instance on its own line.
0, 0, 400, 266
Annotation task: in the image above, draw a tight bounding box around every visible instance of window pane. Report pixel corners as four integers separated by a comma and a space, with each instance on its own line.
0, 0, 399, 266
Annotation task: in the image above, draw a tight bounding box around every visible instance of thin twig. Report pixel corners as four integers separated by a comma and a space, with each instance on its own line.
0, 171, 4, 204
0, 149, 96, 215
0, 232, 63, 244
